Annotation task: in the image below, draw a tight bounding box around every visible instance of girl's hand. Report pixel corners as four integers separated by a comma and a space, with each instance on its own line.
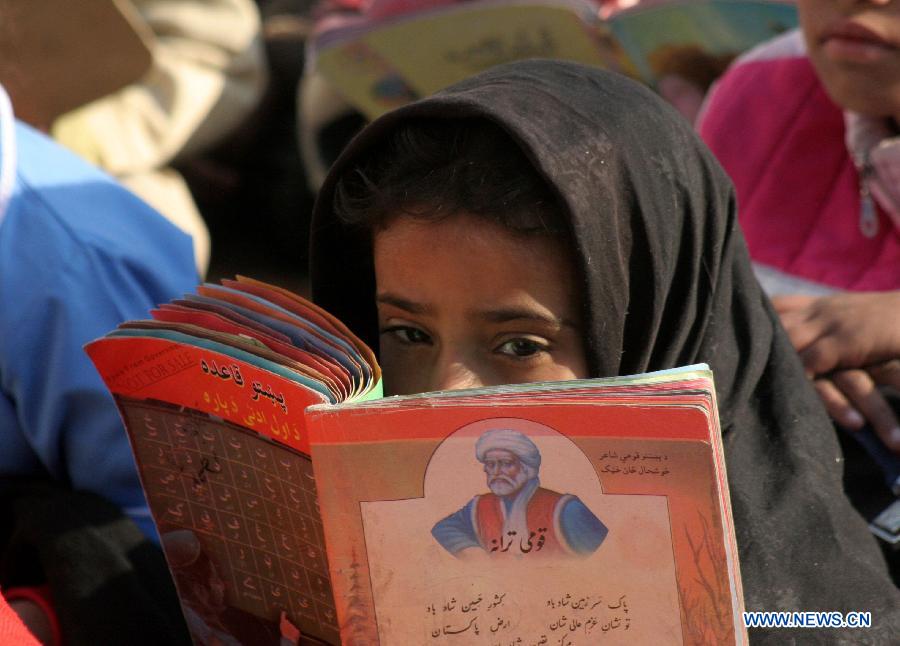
772, 291, 900, 375
772, 292, 900, 453
812, 363, 900, 453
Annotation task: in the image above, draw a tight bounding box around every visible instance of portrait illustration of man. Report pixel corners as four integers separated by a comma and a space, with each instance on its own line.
431, 429, 607, 558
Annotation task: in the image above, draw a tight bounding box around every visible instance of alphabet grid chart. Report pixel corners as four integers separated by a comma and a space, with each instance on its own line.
119, 397, 339, 643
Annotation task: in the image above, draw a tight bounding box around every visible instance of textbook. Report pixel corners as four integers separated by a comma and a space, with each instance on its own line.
87, 277, 748, 645
307, 0, 797, 119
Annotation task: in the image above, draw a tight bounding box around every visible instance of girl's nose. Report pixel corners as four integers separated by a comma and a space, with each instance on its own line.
430, 353, 485, 392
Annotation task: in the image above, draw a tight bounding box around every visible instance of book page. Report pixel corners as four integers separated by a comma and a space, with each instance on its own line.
119, 398, 340, 645
88, 334, 344, 643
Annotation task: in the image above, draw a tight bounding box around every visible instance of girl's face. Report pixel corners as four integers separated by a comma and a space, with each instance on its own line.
798, 0, 900, 119
373, 213, 589, 395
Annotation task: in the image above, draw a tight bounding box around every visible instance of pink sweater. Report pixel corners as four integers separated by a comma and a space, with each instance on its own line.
699, 32, 900, 294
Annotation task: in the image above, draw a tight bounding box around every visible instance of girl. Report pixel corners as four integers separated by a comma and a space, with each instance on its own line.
699, 1, 900, 451
309, 60, 900, 640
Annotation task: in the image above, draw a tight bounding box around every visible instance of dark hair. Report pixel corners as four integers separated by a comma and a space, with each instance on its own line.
332, 118, 567, 236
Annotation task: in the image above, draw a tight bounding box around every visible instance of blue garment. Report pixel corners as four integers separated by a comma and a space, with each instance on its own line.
432, 498, 482, 554
0, 91, 198, 541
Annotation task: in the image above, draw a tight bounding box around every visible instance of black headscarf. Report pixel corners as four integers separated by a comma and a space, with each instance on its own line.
310, 60, 900, 641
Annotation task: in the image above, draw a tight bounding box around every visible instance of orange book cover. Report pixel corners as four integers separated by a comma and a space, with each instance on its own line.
306, 374, 747, 645
87, 334, 342, 644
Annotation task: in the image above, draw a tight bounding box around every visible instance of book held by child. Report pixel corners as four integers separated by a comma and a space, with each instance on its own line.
87, 277, 748, 645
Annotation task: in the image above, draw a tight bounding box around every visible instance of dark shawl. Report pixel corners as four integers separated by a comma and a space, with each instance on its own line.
309, 60, 900, 642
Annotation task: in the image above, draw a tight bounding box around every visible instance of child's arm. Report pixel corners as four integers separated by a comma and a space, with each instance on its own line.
772, 291, 900, 453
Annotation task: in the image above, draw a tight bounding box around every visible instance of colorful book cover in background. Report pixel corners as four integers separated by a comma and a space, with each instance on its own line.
310, 0, 631, 119
309, 0, 797, 120
610, 0, 797, 83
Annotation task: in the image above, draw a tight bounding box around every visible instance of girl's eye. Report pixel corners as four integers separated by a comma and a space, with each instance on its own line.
381, 326, 432, 345
495, 338, 548, 358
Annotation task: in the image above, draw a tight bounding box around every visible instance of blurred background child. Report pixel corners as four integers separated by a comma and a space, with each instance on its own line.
699, 0, 900, 572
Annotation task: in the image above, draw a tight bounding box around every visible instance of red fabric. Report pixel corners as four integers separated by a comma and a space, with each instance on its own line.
0, 589, 43, 646
475, 487, 567, 555
699, 56, 900, 291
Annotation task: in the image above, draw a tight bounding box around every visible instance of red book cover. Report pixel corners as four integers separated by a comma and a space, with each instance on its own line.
87, 335, 339, 644
306, 374, 747, 645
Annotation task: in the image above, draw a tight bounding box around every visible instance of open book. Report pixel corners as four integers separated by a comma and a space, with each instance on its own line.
308, 0, 798, 119
87, 277, 748, 644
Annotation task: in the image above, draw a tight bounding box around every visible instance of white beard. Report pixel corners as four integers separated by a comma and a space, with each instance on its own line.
488, 468, 531, 497
485, 466, 539, 543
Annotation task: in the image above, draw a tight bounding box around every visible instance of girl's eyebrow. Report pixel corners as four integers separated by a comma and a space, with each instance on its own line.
474, 307, 576, 329
376, 293, 432, 315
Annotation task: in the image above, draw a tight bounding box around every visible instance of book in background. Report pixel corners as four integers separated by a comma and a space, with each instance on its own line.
306, 0, 797, 121
87, 277, 747, 644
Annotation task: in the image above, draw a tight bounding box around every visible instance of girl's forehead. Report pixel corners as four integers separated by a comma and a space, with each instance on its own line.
376, 212, 503, 247
372, 212, 581, 314
373, 212, 569, 262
